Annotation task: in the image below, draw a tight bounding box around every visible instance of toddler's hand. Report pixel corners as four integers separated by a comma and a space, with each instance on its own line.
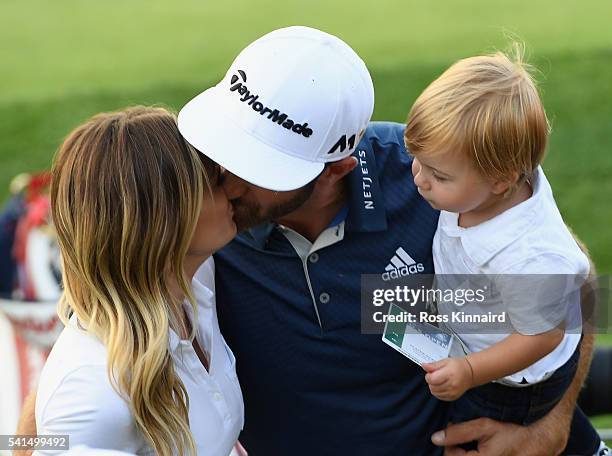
422, 357, 473, 401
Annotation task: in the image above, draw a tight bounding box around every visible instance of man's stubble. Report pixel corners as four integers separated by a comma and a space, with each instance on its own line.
231, 180, 317, 232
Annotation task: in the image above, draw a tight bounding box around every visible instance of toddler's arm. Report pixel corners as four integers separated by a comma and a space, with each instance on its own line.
423, 328, 563, 401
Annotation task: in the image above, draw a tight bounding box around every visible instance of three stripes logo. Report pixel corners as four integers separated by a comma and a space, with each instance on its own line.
382, 247, 425, 281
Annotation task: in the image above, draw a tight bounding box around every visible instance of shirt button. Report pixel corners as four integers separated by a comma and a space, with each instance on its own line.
319, 292, 330, 304
309, 253, 319, 263
213, 392, 223, 401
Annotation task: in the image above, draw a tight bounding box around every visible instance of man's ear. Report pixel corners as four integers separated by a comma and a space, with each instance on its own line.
319, 157, 358, 185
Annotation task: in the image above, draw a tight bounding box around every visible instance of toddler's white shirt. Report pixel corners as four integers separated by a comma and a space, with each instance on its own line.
433, 167, 589, 384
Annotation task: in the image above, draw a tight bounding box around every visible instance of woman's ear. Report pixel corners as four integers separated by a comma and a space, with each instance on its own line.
319, 157, 358, 186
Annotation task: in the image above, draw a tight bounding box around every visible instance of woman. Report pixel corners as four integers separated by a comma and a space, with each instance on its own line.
35, 106, 243, 455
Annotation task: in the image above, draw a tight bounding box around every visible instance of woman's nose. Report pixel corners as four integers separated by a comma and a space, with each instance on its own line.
221, 170, 248, 200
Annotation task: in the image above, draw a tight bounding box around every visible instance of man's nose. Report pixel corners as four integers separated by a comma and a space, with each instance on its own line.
221, 170, 248, 200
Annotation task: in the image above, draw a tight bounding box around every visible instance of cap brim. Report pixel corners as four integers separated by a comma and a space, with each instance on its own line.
178, 88, 325, 191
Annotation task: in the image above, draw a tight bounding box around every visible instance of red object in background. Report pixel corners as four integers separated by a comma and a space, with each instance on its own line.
3, 302, 61, 349
0, 301, 60, 431
12, 172, 53, 301
24, 173, 51, 202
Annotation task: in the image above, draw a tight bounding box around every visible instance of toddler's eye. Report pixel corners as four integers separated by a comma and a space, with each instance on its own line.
433, 173, 448, 182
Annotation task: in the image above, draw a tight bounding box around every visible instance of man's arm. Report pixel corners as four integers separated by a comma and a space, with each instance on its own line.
432, 333, 594, 456
530, 332, 595, 451
433, 234, 597, 455
13, 389, 37, 456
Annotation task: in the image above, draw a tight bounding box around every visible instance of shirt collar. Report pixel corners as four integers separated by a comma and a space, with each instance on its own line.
168, 328, 182, 352
328, 204, 349, 228
440, 167, 548, 266
345, 141, 388, 233
168, 277, 215, 352
242, 223, 276, 250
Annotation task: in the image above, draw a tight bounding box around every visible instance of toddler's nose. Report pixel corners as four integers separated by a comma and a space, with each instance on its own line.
412, 160, 429, 190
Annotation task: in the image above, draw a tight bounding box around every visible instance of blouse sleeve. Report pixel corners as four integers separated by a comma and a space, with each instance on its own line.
35, 365, 143, 455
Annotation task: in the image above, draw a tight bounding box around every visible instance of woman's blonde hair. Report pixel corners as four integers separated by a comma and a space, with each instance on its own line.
405, 45, 550, 188
50, 106, 216, 456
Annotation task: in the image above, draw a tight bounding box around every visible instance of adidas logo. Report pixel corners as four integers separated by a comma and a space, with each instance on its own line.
382, 247, 425, 281
228, 70, 313, 138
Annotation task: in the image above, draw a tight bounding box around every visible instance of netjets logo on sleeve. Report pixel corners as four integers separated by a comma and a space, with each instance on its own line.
228, 69, 313, 138
382, 247, 425, 281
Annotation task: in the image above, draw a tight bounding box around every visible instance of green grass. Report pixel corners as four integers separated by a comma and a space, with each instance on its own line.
2, 1, 611, 273
1, 0, 611, 436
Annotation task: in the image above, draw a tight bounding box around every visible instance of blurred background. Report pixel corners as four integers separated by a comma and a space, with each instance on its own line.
1, 0, 610, 450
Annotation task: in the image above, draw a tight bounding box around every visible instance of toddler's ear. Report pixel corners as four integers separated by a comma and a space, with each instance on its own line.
491, 171, 520, 195
491, 180, 512, 195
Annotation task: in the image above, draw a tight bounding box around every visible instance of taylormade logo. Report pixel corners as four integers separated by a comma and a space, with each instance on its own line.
382, 247, 425, 281
229, 70, 313, 138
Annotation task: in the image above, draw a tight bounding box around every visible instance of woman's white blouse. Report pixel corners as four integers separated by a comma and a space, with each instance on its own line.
35, 260, 244, 455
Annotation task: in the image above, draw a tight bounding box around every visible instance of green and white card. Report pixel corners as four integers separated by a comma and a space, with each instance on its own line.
382, 303, 455, 365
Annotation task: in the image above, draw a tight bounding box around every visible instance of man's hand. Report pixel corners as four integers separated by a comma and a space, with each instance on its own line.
431, 415, 572, 456
431, 335, 594, 455
422, 357, 473, 401
430, 418, 548, 456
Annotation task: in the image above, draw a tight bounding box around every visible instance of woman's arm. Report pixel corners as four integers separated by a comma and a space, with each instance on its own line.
35, 365, 141, 455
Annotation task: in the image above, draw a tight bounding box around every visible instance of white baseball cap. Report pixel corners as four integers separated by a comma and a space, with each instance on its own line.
178, 26, 374, 191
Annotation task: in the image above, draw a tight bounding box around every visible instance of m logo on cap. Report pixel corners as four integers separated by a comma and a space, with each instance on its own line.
228, 69, 313, 138
327, 129, 364, 155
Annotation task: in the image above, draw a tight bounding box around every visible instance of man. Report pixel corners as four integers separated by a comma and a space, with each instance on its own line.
178, 27, 596, 455
18, 26, 596, 455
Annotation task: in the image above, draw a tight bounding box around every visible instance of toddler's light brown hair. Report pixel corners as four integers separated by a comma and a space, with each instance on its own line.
405, 45, 550, 190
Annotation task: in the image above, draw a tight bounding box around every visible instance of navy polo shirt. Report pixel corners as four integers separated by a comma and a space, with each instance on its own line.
215, 122, 447, 455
